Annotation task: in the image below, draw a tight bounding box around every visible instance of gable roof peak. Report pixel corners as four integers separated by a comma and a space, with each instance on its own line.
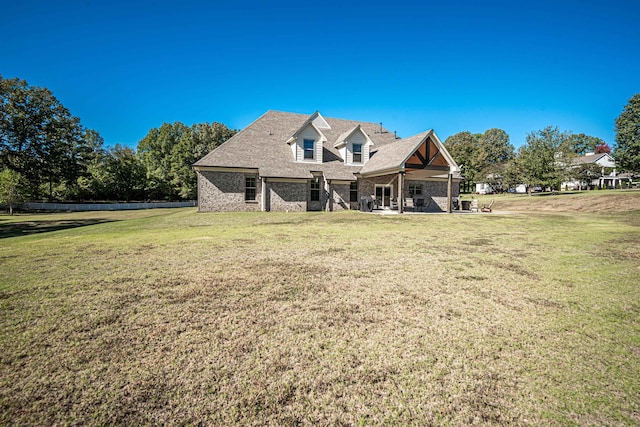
286, 119, 327, 145
333, 124, 374, 148
309, 111, 331, 129
360, 130, 460, 176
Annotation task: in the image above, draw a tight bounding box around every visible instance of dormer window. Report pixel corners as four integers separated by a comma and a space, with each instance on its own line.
333, 125, 373, 165
287, 115, 326, 163
303, 139, 315, 160
352, 144, 362, 163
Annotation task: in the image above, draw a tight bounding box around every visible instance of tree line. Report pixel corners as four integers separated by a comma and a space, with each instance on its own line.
1, 75, 639, 212
445, 94, 640, 193
0, 76, 235, 211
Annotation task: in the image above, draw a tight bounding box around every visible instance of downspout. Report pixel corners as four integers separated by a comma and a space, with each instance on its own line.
398, 171, 404, 213
195, 170, 201, 212
447, 171, 453, 213
261, 177, 267, 212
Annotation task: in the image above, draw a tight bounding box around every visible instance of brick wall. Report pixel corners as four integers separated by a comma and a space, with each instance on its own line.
268, 181, 307, 212
405, 179, 460, 212
329, 183, 351, 211
197, 171, 261, 212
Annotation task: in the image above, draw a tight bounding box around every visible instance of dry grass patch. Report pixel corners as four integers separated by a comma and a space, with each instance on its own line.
474, 188, 640, 214
1, 205, 639, 425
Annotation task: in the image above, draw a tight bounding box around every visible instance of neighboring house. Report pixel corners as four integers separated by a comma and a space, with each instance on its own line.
475, 174, 505, 194
513, 184, 528, 194
475, 182, 494, 194
563, 152, 631, 190
193, 110, 462, 213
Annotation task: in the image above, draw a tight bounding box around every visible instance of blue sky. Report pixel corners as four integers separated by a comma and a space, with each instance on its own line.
3, 0, 639, 149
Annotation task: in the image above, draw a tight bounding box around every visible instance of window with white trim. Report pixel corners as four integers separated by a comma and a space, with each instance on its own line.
310, 178, 320, 201
245, 175, 257, 201
408, 183, 422, 197
352, 143, 362, 163
303, 139, 315, 160
350, 181, 358, 203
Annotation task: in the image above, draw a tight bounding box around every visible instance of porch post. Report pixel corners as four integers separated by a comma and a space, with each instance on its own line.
398, 172, 404, 213
261, 177, 267, 212
447, 171, 453, 213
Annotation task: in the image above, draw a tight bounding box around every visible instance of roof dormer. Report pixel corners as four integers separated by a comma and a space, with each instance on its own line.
334, 125, 374, 165
286, 119, 326, 163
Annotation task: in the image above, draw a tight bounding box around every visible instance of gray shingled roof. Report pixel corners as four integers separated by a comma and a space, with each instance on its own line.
333, 125, 360, 148
571, 153, 614, 165
360, 131, 432, 175
194, 110, 398, 180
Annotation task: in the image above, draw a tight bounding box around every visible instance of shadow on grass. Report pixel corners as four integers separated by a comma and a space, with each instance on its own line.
0, 219, 113, 239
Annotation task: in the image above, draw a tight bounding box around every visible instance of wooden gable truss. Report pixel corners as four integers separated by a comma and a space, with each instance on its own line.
405, 137, 449, 170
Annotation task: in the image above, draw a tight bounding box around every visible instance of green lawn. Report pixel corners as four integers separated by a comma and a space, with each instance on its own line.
1, 193, 639, 425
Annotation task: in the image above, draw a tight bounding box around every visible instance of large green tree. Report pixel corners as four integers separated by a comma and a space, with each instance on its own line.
481, 128, 514, 165
73, 129, 111, 200
445, 128, 514, 191
614, 94, 640, 172
503, 155, 524, 191
478, 128, 515, 191
518, 126, 570, 192
564, 133, 604, 156
101, 145, 146, 201
445, 131, 482, 190
0, 76, 88, 200
137, 122, 235, 200
137, 122, 190, 199
0, 168, 26, 215
72, 140, 147, 201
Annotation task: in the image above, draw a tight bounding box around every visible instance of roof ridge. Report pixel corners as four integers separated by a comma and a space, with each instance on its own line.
324, 114, 392, 130
263, 109, 310, 117
260, 110, 392, 133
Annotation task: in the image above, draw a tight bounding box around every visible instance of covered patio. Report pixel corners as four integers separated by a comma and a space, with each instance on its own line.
358, 130, 462, 213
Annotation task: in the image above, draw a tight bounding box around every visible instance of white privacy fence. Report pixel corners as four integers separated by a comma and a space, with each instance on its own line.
22, 201, 197, 211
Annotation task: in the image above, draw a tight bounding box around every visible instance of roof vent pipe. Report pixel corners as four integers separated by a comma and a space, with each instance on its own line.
379, 122, 383, 134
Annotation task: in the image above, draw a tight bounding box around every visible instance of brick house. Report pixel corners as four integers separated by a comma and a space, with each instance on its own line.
194, 110, 462, 213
